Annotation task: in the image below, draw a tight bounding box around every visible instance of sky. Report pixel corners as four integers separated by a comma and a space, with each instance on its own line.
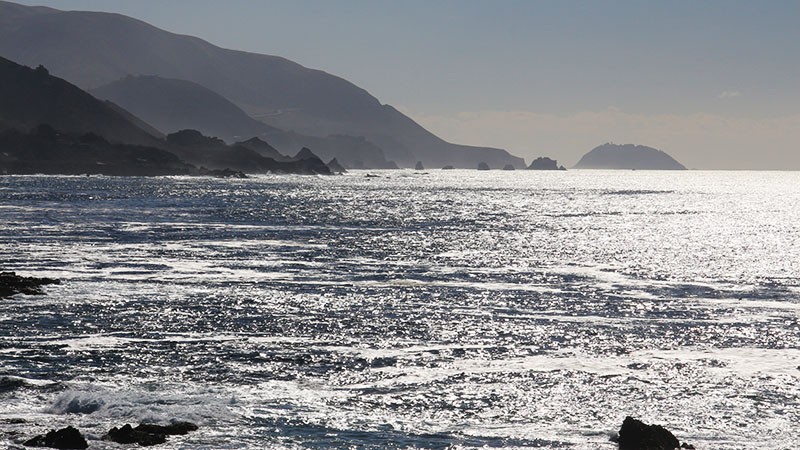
13, 0, 800, 169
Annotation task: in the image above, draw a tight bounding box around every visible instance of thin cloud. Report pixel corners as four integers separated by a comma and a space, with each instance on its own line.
718, 91, 742, 98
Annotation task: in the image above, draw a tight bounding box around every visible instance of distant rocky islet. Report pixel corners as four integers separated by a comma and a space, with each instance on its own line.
574, 143, 687, 170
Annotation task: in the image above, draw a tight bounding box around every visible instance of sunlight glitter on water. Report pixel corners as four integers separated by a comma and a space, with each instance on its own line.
1, 170, 800, 449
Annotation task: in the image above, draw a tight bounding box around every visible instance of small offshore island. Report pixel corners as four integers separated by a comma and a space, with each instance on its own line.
574, 143, 687, 170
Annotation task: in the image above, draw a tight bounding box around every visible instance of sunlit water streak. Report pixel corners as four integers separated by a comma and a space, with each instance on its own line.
1, 170, 799, 449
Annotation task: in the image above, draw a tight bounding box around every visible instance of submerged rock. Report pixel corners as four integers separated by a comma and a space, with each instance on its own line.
441, 165, 455, 170
0, 272, 60, 299
23, 426, 88, 449
617, 416, 694, 450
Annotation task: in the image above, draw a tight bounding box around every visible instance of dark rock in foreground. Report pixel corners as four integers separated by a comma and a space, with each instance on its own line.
528, 157, 566, 170
575, 143, 687, 170
23, 426, 88, 449
441, 165, 455, 170
0, 272, 60, 299
104, 421, 198, 446
617, 416, 694, 450
414, 161, 424, 171
502, 164, 515, 170
105, 424, 165, 446
477, 162, 490, 170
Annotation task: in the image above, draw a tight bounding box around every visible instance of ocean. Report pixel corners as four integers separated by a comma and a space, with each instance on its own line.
1, 170, 799, 449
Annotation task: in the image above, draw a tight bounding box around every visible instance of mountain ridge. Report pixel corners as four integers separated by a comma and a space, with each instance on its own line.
0, 0, 525, 169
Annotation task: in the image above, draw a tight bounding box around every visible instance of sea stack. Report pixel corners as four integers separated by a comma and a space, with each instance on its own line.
528, 157, 566, 170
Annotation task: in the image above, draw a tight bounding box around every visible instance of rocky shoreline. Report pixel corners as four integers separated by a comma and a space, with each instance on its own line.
0, 272, 60, 299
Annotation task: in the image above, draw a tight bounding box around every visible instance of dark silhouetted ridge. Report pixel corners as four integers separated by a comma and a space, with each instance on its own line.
0, 0, 525, 169
0, 55, 161, 146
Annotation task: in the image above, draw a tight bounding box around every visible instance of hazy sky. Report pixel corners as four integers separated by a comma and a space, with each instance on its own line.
13, 0, 800, 168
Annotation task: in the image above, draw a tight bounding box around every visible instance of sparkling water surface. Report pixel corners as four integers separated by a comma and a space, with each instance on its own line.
1, 170, 799, 449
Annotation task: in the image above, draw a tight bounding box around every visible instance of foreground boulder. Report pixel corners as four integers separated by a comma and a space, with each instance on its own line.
105, 424, 165, 446
136, 422, 198, 435
0, 272, 60, 299
23, 426, 88, 449
617, 416, 694, 450
104, 421, 198, 446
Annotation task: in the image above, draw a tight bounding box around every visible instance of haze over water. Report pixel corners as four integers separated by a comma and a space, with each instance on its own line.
1, 170, 800, 449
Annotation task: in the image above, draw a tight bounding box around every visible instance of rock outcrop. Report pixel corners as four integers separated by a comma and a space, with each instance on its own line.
528, 157, 566, 170
616, 416, 694, 450
0, 271, 60, 299
104, 421, 198, 447
23, 426, 88, 449
477, 162, 490, 171
327, 158, 347, 174
166, 130, 331, 175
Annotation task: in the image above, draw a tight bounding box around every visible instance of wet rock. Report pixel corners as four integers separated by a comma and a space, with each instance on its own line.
23, 426, 88, 449
104, 424, 165, 446
441, 165, 455, 170
0, 376, 27, 393
477, 162, 490, 170
502, 164, 515, 170
414, 161, 424, 171
617, 416, 695, 450
103, 421, 198, 446
136, 421, 198, 435
0, 272, 60, 299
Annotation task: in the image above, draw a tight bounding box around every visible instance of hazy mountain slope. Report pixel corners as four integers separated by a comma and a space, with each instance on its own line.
90, 75, 395, 168
0, 55, 161, 146
574, 143, 687, 170
91, 75, 281, 143
0, 0, 524, 168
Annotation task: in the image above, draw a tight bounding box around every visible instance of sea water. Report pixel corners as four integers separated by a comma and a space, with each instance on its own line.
1, 170, 799, 449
